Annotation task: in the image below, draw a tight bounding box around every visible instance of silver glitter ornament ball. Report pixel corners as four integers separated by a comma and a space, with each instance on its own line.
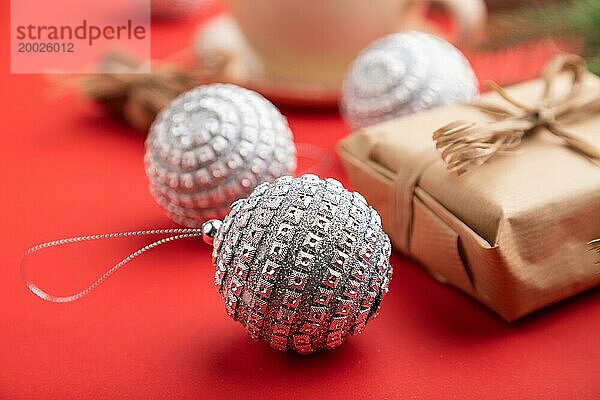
207, 174, 393, 353
145, 83, 296, 227
341, 31, 478, 130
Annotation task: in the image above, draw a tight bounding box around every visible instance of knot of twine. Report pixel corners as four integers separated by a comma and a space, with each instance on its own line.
77, 50, 232, 131
433, 55, 600, 174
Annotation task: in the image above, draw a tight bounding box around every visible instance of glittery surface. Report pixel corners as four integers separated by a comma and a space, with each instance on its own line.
212, 175, 393, 353
341, 31, 478, 129
145, 83, 296, 227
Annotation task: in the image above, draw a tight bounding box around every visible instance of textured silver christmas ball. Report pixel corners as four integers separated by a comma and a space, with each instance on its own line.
145, 83, 296, 227
208, 174, 393, 353
341, 31, 478, 130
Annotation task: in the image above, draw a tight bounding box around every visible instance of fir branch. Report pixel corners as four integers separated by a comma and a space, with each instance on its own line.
483, 0, 600, 75
482, 1, 573, 51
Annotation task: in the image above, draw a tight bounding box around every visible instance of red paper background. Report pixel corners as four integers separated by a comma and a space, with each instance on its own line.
1, 3, 599, 399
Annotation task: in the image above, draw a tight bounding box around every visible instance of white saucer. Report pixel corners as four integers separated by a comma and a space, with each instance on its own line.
194, 15, 341, 108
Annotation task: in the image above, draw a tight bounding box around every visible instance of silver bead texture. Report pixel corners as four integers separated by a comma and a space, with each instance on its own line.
145, 83, 297, 227
341, 31, 478, 130
211, 174, 393, 353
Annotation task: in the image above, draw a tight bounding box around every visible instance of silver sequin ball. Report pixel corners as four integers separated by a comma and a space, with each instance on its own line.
145, 83, 297, 227
341, 31, 478, 130
207, 174, 393, 353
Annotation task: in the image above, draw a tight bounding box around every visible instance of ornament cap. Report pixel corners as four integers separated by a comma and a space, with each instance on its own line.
202, 219, 223, 245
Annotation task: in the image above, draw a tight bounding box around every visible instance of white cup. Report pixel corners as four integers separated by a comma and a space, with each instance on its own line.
225, 0, 486, 85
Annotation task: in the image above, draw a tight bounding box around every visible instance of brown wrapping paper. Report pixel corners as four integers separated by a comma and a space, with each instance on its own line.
338, 70, 600, 321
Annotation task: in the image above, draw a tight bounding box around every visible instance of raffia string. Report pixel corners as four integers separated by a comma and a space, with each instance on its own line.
76, 50, 233, 131
590, 239, 600, 261
433, 54, 600, 174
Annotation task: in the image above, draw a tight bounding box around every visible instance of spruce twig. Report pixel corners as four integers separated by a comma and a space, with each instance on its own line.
482, 0, 600, 75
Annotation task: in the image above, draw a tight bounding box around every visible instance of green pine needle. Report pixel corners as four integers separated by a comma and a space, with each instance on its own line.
484, 0, 600, 75
569, 0, 600, 74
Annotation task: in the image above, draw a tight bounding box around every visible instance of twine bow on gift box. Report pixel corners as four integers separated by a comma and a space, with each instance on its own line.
433, 55, 600, 174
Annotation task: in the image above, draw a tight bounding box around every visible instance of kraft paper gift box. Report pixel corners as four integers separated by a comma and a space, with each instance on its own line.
338, 58, 600, 321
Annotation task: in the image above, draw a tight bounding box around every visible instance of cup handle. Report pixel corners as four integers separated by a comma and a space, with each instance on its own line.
431, 0, 487, 47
